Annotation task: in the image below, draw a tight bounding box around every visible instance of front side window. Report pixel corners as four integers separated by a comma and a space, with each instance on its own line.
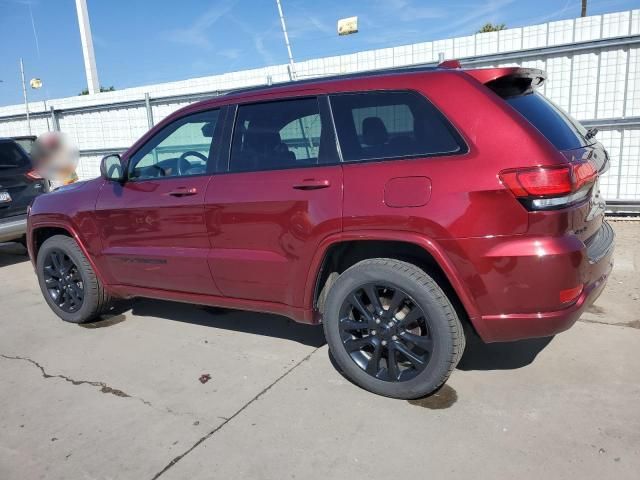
330, 91, 464, 162
229, 97, 325, 172
129, 109, 219, 180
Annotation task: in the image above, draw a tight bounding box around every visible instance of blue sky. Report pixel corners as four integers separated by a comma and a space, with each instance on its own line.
0, 0, 636, 106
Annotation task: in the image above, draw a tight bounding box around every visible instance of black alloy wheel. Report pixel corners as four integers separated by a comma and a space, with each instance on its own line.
42, 248, 85, 313
339, 282, 433, 382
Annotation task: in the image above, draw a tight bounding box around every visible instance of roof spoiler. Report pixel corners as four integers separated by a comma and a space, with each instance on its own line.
438, 59, 461, 69
465, 67, 546, 97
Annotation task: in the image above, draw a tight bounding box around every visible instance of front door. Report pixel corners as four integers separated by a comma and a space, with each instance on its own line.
205, 96, 342, 306
95, 108, 222, 295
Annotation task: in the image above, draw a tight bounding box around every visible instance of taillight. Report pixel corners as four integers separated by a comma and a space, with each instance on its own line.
559, 285, 583, 304
25, 169, 43, 180
499, 162, 597, 210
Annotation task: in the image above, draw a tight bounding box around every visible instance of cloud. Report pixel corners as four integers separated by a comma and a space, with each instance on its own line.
218, 48, 241, 60
92, 34, 108, 48
228, 14, 278, 65
308, 15, 333, 35
167, 0, 237, 49
286, 6, 334, 40
510, 0, 573, 26
253, 34, 275, 65
381, 0, 448, 21
0, 0, 37, 5
428, 0, 516, 37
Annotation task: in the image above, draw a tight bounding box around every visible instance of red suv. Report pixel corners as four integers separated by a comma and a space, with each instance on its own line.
27, 65, 614, 399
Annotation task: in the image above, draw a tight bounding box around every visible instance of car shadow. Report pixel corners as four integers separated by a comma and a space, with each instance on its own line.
457, 331, 554, 371
86, 297, 553, 366
0, 242, 30, 267
86, 298, 327, 348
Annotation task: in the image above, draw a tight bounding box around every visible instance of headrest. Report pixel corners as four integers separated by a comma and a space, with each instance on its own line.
362, 117, 389, 146
244, 129, 282, 152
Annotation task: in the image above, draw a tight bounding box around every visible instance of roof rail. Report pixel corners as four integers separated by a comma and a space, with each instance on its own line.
223, 63, 444, 97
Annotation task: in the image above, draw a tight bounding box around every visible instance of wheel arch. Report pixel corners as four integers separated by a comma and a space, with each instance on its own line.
29, 221, 109, 289
305, 232, 481, 329
31, 225, 73, 258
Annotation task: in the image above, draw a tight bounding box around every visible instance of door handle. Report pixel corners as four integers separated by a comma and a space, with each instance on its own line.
167, 187, 198, 197
292, 179, 331, 190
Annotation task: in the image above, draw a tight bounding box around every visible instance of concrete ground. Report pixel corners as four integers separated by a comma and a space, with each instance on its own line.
0, 221, 638, 480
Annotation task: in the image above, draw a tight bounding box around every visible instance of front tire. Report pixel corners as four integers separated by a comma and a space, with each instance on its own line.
36, 235, 112, 323
323, 258, 465, 399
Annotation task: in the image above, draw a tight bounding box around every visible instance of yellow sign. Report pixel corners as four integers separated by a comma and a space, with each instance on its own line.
338, 16, 358, 36
30, 78, 43, 89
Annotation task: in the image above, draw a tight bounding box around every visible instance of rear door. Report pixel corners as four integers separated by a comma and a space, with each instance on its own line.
329, 90, 467, 235
501, 89, 608, 241
205, 95, 342, 306
0, 140, 47, 220
95, 109, 223, 295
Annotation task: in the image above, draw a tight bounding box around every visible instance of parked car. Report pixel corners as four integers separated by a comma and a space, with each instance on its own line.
0, 138, 49, 245
27, 64, 614, 399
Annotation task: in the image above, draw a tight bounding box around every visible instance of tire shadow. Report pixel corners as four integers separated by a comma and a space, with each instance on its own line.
0, 242, 29, 268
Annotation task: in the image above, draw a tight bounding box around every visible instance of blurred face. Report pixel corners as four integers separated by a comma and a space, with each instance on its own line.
31, 132, 79, 185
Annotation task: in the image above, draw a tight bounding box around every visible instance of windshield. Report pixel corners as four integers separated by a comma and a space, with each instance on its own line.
505, 92, 593, 151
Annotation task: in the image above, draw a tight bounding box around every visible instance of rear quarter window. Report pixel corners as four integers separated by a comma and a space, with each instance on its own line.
0, 141, 29, 169
330, 91, 465, 162
505, 92, 592, 151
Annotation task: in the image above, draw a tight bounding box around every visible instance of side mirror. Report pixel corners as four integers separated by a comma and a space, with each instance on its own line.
100, 154, 126, 182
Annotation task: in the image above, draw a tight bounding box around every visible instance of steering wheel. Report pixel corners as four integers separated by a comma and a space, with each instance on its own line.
144, 164, 167, 178
178, 151, 208, 176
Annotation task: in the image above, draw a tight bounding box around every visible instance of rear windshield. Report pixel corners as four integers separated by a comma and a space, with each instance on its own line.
505, 92, 593, 151
13, 138, 35, 154
0, 141, 29, 169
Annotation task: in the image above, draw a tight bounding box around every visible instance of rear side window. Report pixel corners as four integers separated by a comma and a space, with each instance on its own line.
0, 141, 29, 169
230, 97, 328, 172
505, 92, 592, 150
330, 91, 465, 162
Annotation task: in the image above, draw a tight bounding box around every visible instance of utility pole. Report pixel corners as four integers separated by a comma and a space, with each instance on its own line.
19, 58, 31, 135
581, 0, 587, 17
75, 0, 100, 94
275, 0, 296, 80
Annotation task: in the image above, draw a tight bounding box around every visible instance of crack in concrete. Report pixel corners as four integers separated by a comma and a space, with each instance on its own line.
150, 346, 322, 480
1, 354, 133, 398
0, 354, 196, 419
579, 318, 640, 329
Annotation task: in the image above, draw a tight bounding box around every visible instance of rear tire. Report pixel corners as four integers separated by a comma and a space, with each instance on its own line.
36, 235, 112, 323
323, 258, 465, 399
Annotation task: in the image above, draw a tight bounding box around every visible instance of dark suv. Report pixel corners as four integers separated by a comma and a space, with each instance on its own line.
27, 65, 614, 399
0, 138, 48, 245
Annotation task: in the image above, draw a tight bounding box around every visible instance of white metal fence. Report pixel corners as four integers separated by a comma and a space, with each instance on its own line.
1, 9, 639, 202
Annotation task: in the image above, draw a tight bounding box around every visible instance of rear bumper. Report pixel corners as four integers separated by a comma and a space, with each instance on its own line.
442, 221, 615, 343
477, 257, 612, 342
0, 214, 27, 243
